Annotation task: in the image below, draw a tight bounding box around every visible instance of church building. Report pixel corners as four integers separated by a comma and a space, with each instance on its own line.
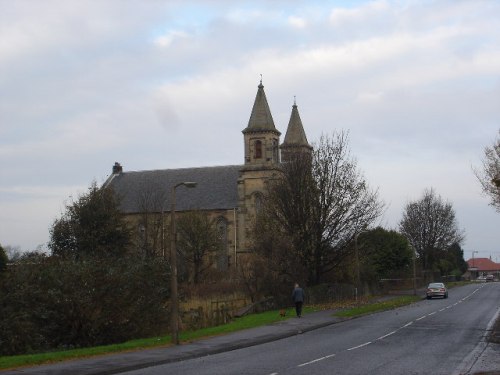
105, 80, 311, 270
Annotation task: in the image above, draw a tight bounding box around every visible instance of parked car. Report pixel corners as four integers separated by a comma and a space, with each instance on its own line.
426, 282, 448, 299
486, 274, 494, 282
477, 275, 487, 282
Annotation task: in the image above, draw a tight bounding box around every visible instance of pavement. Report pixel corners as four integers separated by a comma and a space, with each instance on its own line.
2, 305, 499, 375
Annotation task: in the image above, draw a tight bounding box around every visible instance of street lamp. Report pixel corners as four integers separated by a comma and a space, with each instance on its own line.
170, 181, 197, 345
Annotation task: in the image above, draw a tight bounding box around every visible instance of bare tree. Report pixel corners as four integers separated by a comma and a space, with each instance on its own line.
177, 211, 220, 284
475, 130, 500, 212
256, 131, 384, 285
136, 183, 168, 258
399, 188, 465, 270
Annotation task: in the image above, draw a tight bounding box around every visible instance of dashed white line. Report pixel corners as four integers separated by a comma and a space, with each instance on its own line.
377, 331, 397, 340
287, 286, 488, 374
347, 341, 372, 351
297, 354, 336, 367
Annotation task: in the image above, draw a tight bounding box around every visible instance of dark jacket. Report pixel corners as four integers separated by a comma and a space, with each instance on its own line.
292, 287, 305, 303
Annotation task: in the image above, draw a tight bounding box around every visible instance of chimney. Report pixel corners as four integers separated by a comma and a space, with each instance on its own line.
112, 162, 123, 174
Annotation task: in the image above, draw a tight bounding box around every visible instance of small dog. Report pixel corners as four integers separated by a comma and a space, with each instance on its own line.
279, 309, 287, 317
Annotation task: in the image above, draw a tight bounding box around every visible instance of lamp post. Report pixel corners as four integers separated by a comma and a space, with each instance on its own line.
412, 245, 417, 296
170, 181, 197, 345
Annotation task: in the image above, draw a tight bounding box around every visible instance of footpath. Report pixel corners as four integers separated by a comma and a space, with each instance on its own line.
2, 302, 499, 375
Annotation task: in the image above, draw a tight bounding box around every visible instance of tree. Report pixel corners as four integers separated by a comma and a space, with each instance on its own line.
436, 242, 467, 277
256, 131, 384, 285
3, 245, 23, 262
475, 130, 500, 211
136, 183, 168, 258
357, 227, 413, 282
399, 188, 464, 271
49, 181, 131, 259
0, 244, 8, 273
177, 211, 220, 284
0, 255, 169, 355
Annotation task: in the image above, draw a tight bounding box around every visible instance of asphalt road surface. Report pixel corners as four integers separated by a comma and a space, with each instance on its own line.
121, 282, 500, 375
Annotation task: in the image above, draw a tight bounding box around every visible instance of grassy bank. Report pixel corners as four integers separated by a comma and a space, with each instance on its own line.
0, 307, 313, 370
0, 295, 424, 370
334, 295, 421, 318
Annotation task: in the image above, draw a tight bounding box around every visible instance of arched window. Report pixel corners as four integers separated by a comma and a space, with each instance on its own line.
254, 140, 262, 159
216, 217, 228, 271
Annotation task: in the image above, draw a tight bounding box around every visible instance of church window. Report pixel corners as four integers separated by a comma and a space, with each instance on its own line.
254, 193, 263, 214
255, 140, 262, 159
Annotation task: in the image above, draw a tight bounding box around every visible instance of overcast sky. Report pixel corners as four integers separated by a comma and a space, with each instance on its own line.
1, 0, 499, 261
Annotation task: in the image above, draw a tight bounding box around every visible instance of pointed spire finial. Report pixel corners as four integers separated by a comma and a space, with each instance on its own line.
294, 95, 296, 106
260, 74, 263, 85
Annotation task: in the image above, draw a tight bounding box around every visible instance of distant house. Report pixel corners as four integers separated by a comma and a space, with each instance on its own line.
466, 257, 500, 280
104, 80, 312, 270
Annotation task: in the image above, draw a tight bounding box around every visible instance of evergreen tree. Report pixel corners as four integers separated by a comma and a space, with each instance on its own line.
49, 181, 131, 259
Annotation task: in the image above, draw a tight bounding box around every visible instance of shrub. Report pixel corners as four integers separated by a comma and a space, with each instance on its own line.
0, 256, 170, 355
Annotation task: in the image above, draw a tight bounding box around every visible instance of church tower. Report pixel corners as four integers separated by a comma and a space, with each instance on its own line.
280, 99, 312, 162
241, 80, 281, 167
237, 80, 282, 251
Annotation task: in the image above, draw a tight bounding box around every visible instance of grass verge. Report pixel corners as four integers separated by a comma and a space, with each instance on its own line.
1, 294, 424, 371
334, 295, 421, 318
0, 307, 314, 370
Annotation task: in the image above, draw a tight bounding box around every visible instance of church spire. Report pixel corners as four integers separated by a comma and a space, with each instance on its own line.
280, 99, 312, 160
242, 79, 280, 135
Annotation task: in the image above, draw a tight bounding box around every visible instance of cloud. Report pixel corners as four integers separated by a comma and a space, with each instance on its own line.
1, 0, 500, 256
288, 16, 307, 29
153, 30, 190, 48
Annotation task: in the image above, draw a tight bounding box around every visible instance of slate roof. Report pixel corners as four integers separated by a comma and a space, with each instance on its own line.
106, 165, 241, 214
466, 258, 500, 271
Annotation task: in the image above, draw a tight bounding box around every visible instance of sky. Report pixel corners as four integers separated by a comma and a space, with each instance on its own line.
1, 0, 499, 261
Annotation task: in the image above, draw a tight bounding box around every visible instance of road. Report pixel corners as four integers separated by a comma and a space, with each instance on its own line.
121, 282, 500, 375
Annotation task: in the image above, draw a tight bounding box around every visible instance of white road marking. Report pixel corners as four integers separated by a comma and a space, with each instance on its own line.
377, 331, 397, 340
297, 354, 335, 367
347, 341, 372, 351
289, 285, 490, 374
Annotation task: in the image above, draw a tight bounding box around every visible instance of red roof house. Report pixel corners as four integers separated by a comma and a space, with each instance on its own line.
466, 258, 500, 279
467, 258, 500, 272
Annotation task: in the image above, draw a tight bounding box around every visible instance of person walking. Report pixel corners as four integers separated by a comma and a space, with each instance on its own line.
292, 283, 305, 318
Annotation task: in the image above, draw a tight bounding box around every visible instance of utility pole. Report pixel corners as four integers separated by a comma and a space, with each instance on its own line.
170, 181, 197, 345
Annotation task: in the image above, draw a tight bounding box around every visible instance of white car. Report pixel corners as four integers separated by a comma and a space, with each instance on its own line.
426, 282, 448, 299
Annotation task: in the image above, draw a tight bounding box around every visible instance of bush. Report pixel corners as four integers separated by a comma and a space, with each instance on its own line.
0, 256, 170, 355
